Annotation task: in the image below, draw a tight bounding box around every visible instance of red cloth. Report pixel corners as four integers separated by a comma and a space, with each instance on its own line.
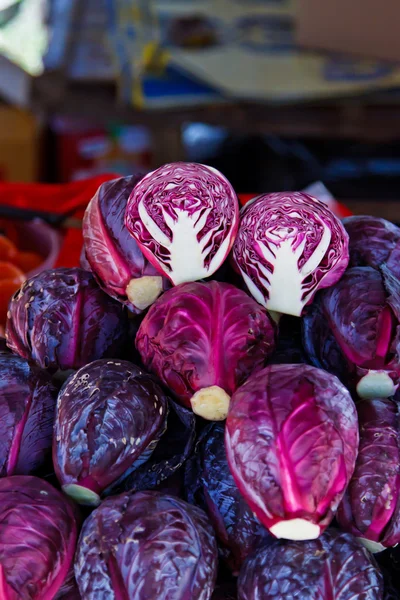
0, 174, 119, 268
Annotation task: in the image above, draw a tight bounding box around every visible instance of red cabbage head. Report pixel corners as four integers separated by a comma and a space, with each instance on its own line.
5, 268, 128, 372
75, 491, 218, 600
83, 176, 169, 312
232, 192, 349, 316
53, 359, 168, 506
344, 215, 400, 278
338, 398, 400, 553
136, 280, 276, 421
125, 162, 239, 285
0, 353, 57, 477
303, 266, 400, 398
0, 475, 77, 600
225, 364, 359, 541
238, 530, 383, 600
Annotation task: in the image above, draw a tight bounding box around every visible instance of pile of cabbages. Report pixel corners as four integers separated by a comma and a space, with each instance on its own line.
1, 162, 400, 599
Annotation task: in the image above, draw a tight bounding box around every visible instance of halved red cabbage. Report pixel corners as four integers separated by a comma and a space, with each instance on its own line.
53, 359, 168, 506
225, 364, 359, 541
83, 175, 169, 312
0, 353, 57, 477
232, 192, 349, 316
75, 491, 218, 600
125, 162, 239, 285
302, 266, 400, 398
338, 398, 400, 552
136, 280, 276, 421
0, 476, 77, 600
238, 530, 383, 600
5, 268, 128, 372
344, 215, 400, 278
185, 422, 272, 574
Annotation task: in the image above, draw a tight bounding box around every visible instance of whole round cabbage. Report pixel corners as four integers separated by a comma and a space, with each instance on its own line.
0, 353, 57, 477
54, 359, 168, 506
136, 280, 276, 421
5, 268, 128, 372
75, 490, 218, 600
232, 192, 349, 316
238, 530, 383, 600
225, 364, 359, 541
338, 398, 400, 552
0, 475, 78, 600
83, 175, 169, 312
125, 162, 239, 285
344, 215, 400, 278
302, 266, 400, 398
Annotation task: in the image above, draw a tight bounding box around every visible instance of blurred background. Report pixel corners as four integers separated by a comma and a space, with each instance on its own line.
0, 0, 400, 329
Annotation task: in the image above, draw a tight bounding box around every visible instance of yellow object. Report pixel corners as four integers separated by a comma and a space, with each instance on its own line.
0, 108, 38, 181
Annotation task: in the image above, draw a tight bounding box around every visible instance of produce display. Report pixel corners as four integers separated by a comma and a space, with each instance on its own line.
1, 162, 400, 599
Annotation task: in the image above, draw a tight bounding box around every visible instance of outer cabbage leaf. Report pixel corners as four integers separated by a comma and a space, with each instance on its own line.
338, 398, 400, 550
75, 490, 218, 600
225, 364, 359, 541
83, 175, 169, 312
0, 475, 77, 600
5, 268, 128, 372
302, 266, 400, 398
185, 422, 272, 574
125, 162, 239, 285
53, 359, 168, 506
344, 215, 400, 278
0, 353, 57, 477
136, 280, 276, 420
104, 396, 196, 497
232, 192, 349, 316
238, 530, 383, 600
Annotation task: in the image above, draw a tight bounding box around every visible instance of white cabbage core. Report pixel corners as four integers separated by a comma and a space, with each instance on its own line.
138, 202, 231, 285
356, 370, 395, 399
126, 275, 163, 310
270, 519, 321, 541
62, 484, 101, 507
190, 386, 230, 421
241, 215, 331, 316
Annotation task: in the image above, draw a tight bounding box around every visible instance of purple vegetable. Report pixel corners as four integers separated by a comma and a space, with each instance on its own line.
303, 266, 400, 398
225, 364, 359, 541
125, 162, 239, 285
75, 490, 218, 600
344, 215, 400, 278
185, 422, 272, 574
232, 192, 349, 316
238, 530, 384, 600
54, 567, 81, 600
0, 353, 57, 477
104, 396, 196, 497
5, 268, 128, 372
53, 359, 168, 506
338, 398, 400, 552
83, 175, 169, 312
136, 280, 276, 420
0, 475, 77, 600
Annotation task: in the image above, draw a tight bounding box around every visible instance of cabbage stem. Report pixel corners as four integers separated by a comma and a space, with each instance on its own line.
190, 386, 230, 421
